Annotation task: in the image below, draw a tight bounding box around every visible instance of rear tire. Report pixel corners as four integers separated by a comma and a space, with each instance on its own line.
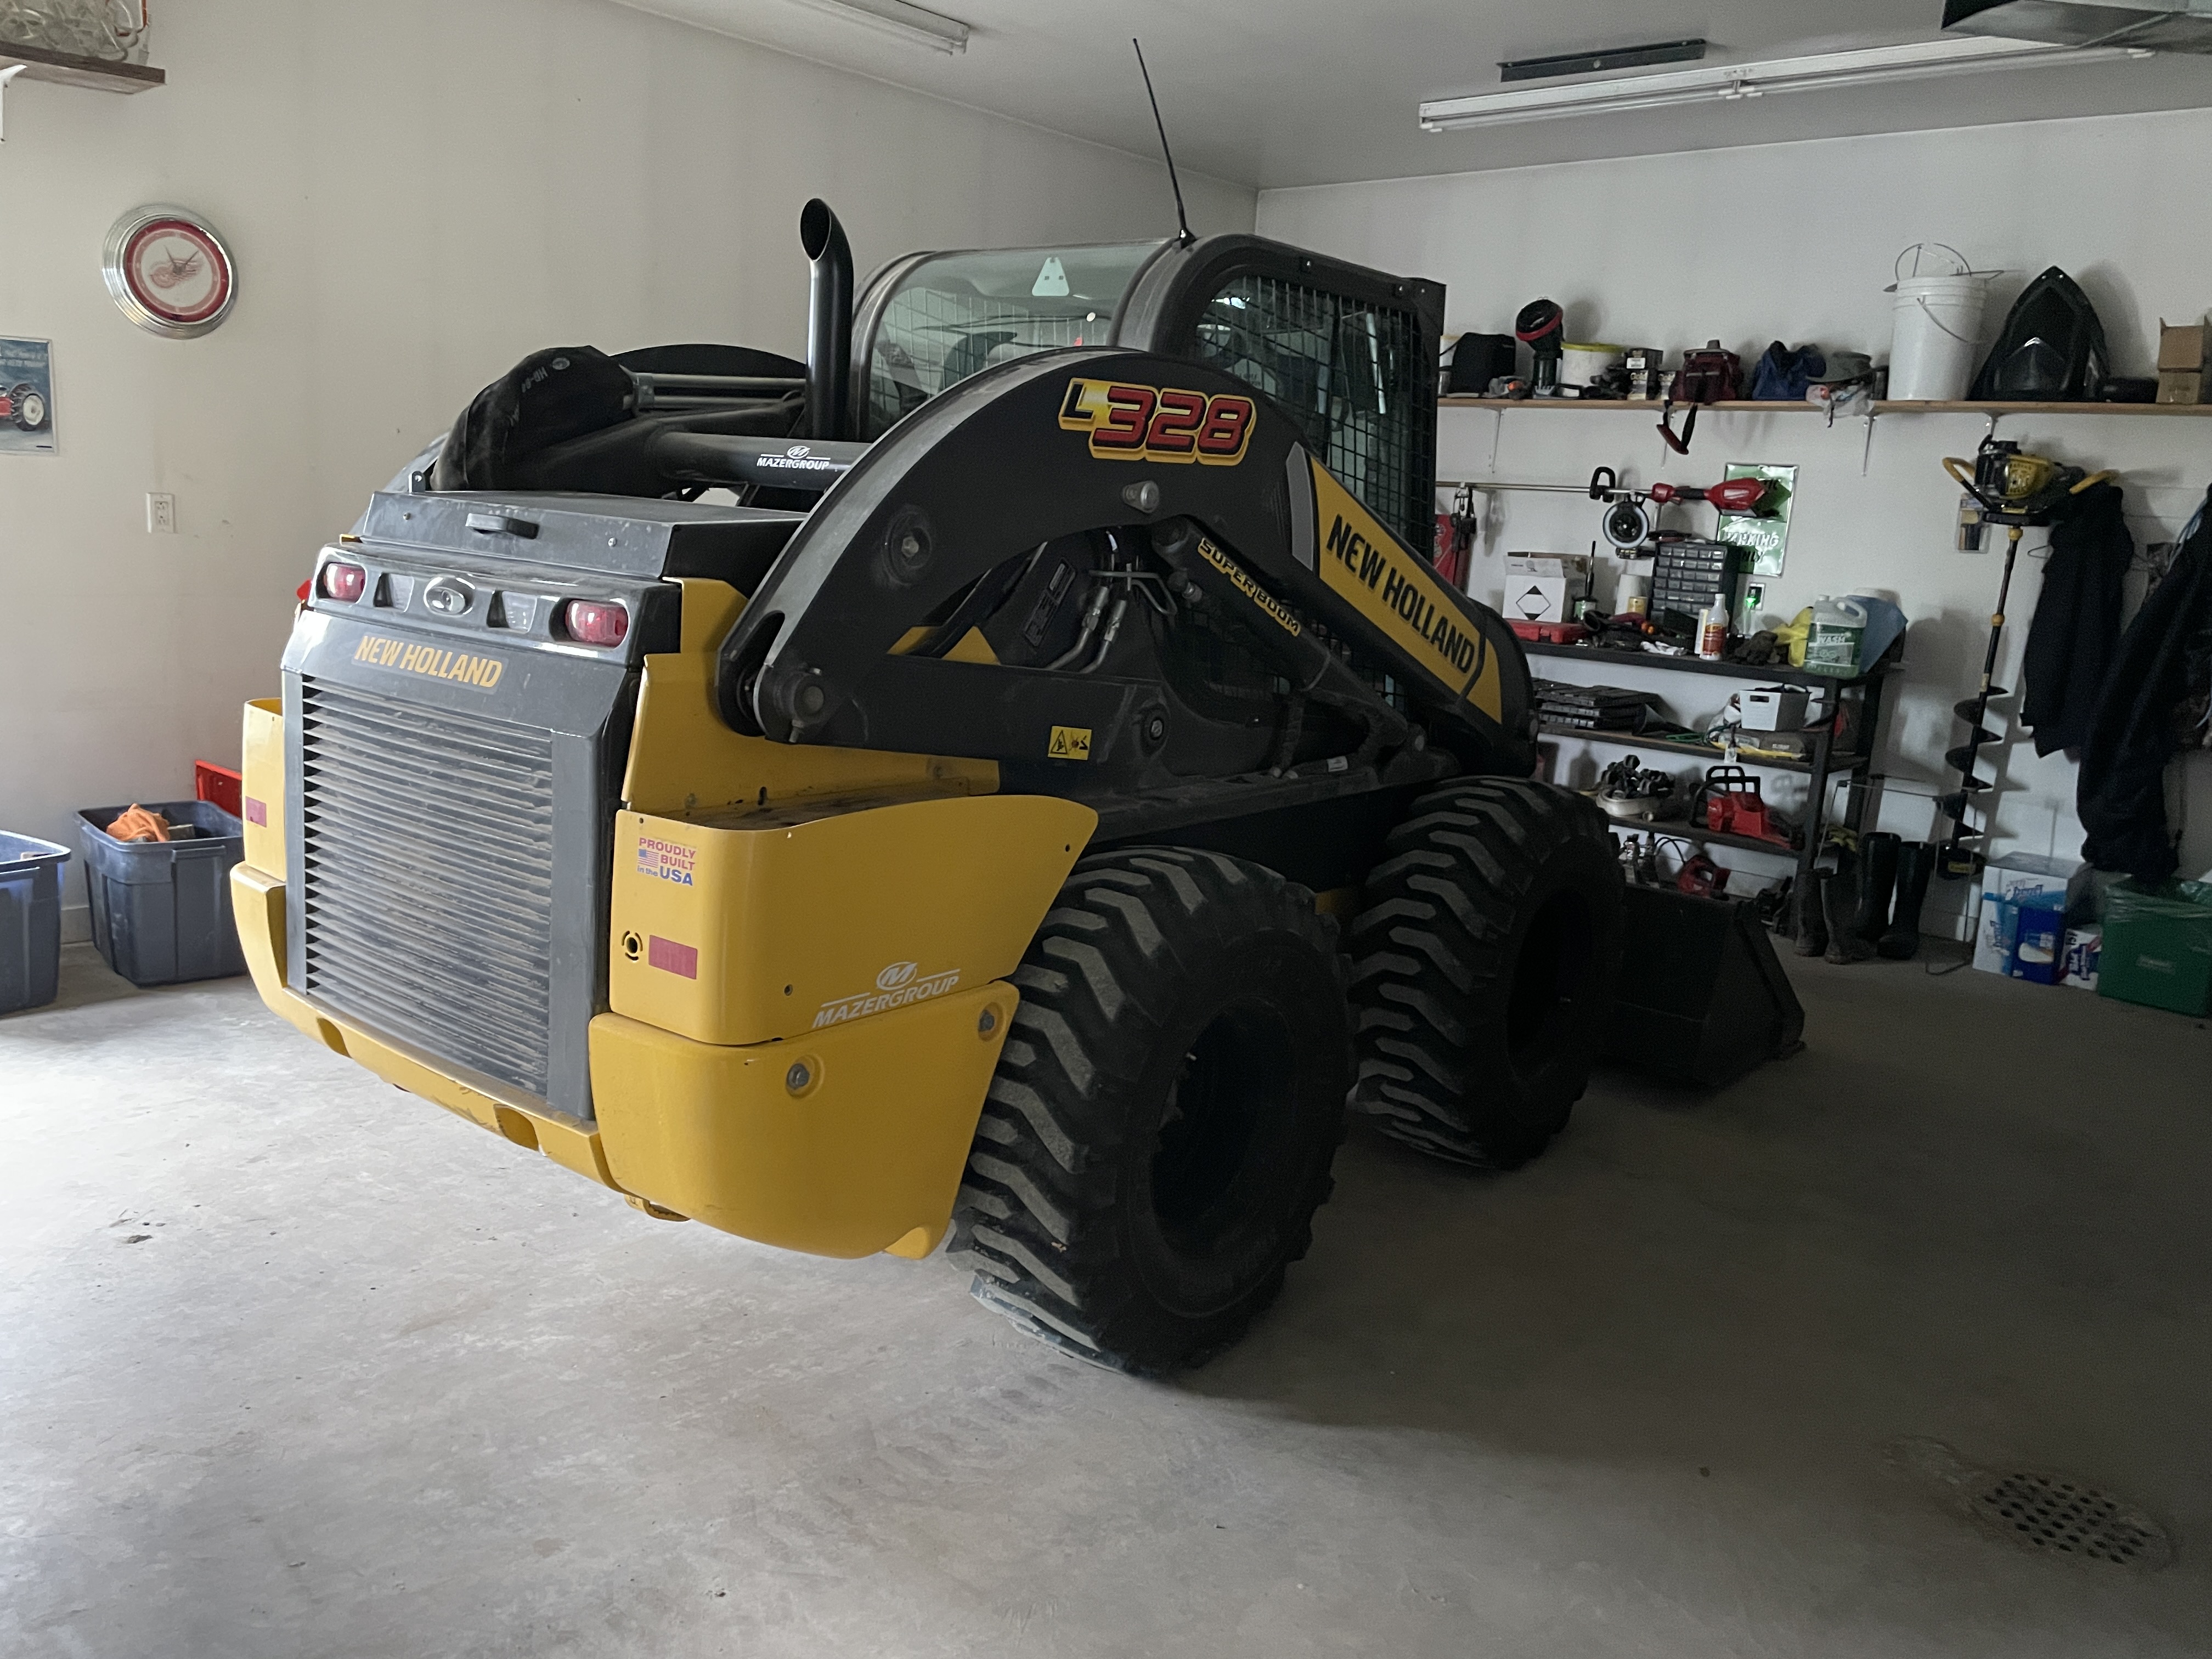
1349, 778, 1623, 1167
950, 847, 1349, 1374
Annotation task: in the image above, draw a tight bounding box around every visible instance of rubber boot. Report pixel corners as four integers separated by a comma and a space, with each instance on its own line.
1822, 871, 1874, 964
1879, 840, 1936, 960
1856, 832, 1901, 946
1792, 872, 1828, 957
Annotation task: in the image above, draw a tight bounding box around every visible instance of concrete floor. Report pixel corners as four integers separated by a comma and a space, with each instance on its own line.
4, 943, 2209, 1658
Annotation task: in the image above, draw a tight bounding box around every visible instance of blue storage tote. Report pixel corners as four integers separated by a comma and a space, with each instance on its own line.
0, 830, 69, 1014
76, 800, 247, 986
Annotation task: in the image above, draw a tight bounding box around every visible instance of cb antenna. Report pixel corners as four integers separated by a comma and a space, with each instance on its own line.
1133, 38, 1194, 247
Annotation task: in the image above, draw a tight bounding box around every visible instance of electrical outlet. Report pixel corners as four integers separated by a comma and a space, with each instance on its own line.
146, 493, 177, 534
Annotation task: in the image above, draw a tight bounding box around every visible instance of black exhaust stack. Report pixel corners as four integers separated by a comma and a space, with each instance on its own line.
800, 199, 854, 442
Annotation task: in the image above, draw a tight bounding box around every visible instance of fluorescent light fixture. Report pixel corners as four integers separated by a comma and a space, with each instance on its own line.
785, 0, 970, 54
1419, 35, 2149, 130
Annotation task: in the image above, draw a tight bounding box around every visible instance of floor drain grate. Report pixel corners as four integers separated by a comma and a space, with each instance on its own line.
1972, 1472, 2171, 1567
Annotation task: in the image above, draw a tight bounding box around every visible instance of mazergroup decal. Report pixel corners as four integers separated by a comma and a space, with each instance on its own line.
1198, 536, 1301, 636
352, 633, 505, 690
1308, 462, 1502, 720
814, 960, 961, 1029
1058, 379, 1255, 465
754, 444, 844, 475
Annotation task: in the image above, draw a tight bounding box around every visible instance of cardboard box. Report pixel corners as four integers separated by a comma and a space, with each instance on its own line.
2156, 319, 2207, 372
2007, 891, 2067, 984
1504, 554, 1591, 624
2062, 924, 2102, 991
2157, 369, 2205, 406
1972, 853, 2086, 977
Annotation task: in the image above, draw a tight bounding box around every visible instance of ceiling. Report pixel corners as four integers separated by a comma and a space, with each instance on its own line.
607, 0, 2212, 191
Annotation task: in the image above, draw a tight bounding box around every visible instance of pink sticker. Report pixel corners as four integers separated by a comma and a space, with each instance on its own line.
244, 797, 268, 826
648, 936, 698, 979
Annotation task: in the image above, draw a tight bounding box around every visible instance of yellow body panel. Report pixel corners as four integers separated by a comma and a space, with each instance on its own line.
622, 579, 997, 817
1310, 461, 1505, 721
240, 697, 285, 875
589, 979, 1017, 1258
611, 791, 1096, 1046
230, 573, 1093, 1262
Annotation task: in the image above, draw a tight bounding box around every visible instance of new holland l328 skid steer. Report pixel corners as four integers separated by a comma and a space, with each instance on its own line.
232, 202, 1625, 1373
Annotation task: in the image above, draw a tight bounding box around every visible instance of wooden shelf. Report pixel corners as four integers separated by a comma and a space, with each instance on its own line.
0, 40, 163, 92
1440, 394, 2212, 416
1441, 397, 1809, 413
1875, 399, 2210, 415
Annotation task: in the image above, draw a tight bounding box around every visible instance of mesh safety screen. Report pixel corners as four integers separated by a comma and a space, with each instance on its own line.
1189, 275, 1433, 554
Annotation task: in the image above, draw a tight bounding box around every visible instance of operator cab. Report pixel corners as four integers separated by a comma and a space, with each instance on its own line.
855, 235, 1442, 554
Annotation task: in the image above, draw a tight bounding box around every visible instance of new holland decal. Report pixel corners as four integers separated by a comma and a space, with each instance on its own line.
352, 633, 505, 690
1308, 462, 1502, 720
1057, 379, 1255, 465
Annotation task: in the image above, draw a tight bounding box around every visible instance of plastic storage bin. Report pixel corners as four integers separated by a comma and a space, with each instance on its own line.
2098, 879, 2212, 1017
0, 831, 69, 1014
76, 800, 247, 985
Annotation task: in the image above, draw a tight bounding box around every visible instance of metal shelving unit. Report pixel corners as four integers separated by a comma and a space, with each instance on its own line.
1527, 640, 1900, 896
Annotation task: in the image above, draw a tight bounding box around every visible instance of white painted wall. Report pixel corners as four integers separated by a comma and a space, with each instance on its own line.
0, 0, 1251, 934
1260, 108, 2212, 932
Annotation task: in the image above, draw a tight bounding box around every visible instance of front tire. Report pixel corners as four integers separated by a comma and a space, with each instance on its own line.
950, 847, 1350, 1374
1349, 779, 1623, 1167
10, 385, 46, 431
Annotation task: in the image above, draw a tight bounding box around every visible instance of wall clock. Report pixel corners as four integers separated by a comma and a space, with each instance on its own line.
103, 205, 237, 338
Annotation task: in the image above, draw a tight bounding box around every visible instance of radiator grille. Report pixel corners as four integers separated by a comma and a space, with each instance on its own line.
300, 677, 557, 1097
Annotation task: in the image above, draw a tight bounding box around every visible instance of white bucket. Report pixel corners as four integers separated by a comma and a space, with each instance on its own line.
1889, 276, 1988, 400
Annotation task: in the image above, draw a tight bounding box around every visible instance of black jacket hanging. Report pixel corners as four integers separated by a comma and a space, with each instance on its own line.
2022, 482, 2131, 757
2077, 492, 2212, 883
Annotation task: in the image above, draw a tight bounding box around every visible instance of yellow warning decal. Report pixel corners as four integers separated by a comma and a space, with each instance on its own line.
1308, 461, 1502, 720
1057, 379, 1255, 466
1048, 725, 1093, 760
1198, 536, 1301, 636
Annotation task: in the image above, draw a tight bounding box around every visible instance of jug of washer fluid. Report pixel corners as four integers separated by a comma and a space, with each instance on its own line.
1803, 595, 1869, 677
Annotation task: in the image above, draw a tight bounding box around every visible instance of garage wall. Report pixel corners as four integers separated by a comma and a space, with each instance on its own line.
0, 0, 1252, 936
1260, 106, 2212, 930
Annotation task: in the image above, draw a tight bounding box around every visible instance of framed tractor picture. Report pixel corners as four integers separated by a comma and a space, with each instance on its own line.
0, 337, 55, 455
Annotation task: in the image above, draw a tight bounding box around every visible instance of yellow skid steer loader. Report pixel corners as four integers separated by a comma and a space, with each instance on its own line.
234, 204, 1626, 1372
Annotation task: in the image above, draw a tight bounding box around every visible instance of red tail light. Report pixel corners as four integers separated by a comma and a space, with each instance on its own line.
320, 561, 366, 602
562, 599, 629, 647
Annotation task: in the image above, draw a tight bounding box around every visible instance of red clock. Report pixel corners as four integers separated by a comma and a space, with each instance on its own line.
104, 206, 238, 338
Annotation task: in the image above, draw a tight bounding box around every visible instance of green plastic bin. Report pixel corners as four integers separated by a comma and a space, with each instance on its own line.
2097, 879, 2212, 1017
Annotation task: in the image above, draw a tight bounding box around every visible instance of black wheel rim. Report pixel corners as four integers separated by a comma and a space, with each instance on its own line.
1507, 888, 1593, 1062
1149, 1000, 1294, 1258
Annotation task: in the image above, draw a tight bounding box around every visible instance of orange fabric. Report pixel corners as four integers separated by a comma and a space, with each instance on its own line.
107, 804, 171, 843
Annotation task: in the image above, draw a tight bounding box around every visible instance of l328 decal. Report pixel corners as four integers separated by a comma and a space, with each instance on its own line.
1058, 379, 1255, 466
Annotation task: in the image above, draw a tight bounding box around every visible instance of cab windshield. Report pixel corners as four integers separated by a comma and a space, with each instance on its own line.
862, 241, 1165, 437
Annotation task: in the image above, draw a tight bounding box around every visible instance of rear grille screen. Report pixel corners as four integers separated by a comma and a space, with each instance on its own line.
300, 678, 557, 1097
